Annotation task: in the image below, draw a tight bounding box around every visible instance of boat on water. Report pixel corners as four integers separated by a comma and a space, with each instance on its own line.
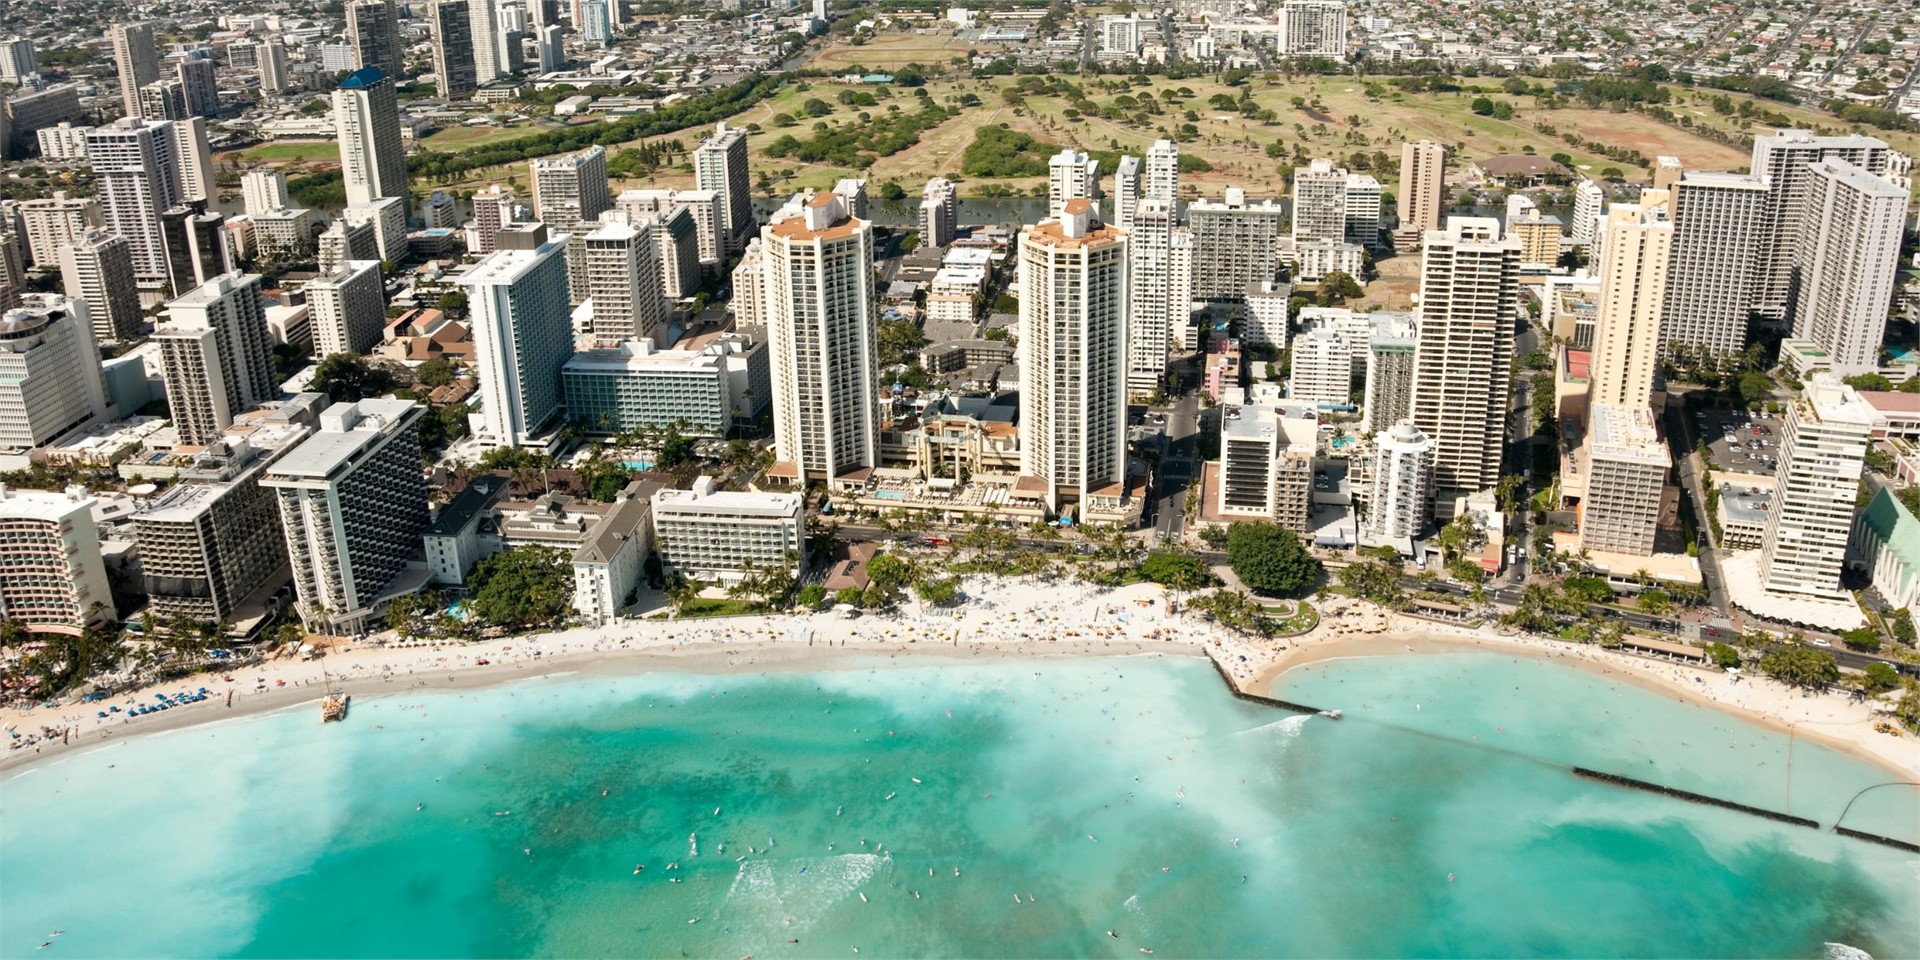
321, 693, 349, 722
1318, 709, 1343, 720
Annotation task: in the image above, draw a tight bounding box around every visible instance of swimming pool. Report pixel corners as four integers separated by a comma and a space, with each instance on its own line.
872, 490, 906, 500
622, 461, 653, 472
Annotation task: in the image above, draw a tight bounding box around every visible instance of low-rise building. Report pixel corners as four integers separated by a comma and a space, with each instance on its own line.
571, 481, 661, 625
1849, 486, 1919, 610
562, 331, 769, 437
652, 476, 804, 585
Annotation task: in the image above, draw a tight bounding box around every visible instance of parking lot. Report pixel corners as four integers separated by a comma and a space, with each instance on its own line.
1696, 407, 1782, 475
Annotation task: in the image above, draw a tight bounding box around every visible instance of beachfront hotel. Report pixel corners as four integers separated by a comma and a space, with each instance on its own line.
263, 399, 429, 635
1757, 376, 1873, 601
652, 477, 804, 585
461, 224, 574, 450
1019, 200, 1130, 517
761, 193, 880, 488
0, 485, 112, 634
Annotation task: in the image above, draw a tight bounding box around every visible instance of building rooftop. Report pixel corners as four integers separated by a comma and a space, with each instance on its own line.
457, 236, 569, 287
427, 475, 509, 537
654, 477, 802, 517
1588, 403, 1667, 466
338, 66, 388, 89
0, 486, 94, 522
575, 481, 663, 564
266, 399, 418, 479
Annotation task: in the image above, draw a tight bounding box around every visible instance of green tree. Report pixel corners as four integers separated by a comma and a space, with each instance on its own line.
469, 548, 573, 629
867, 553, 915, 595
1225, 522, 1320, 595
416, 357, 458, 387
656, 430, 696, 470
1889, 608, 1916, 646
1139, 551, 1213, 589
1339, 559, 1402, 606
1562, 574, 1614, 604
1843, 373, 1894, 392
795, 584, 828, 610
1895, 682, 1920, 733
1839, 626, 1882, 653
834, 586, 864, 607
915, 577, 959, 605
1758, 645, 1840, 691
1706, 642, 1740, 669
1737, 371, 1775, 406
1470, 96, 1495, 115
1315, 270, 1363, 306
1861, 662, 1900, 694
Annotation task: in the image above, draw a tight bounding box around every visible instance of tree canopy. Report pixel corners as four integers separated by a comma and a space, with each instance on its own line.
1225, 522, 1320, 596
469, 548, 572, 629
1758, 645, 1839, 691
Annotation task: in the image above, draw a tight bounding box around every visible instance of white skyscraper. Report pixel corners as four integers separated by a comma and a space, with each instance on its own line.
1145, 139, 1180, 200
1292, 158, 1348, 245
761, 194, 879, 485
695, 123, 753, 253
1661, 171, 1768, 359
1407, 217, 1519, 516
0, 296, 113, 450
1758, 376, 1873, 600
1588, 192, 1672, 412
307, 260, 387, 357
1048, 149, 1100, 217
1126, 195, 1175, 396
583, 219, 667, 347
58, 230, 143, 342
154, 273, 278, 445
469, 0, 506, 85
1111, 155, 1141, 231
0, 37, 35, 84
333, 67, 408, 207
1278, 0, 1347, 56
85, 117, 184, 293
258, 41, 289, 95
1367, 420, 1433, 545
1019, 200, 1129, 515
1187, 190, 1287, 301
1747, 129, 1889, 326
241, 170, 291, 217
1789, 158, 1905, 375
1570, 178, 1604, 249
919, 177, 959, 248
461, 225, 574, 448
264, 398, 429, 634
17, 192, 100, 268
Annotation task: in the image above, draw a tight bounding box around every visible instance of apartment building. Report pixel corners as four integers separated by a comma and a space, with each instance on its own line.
1126, 195, 1177, 395
1188, 189, 1286, 301
154, 273, 278, 445
1361, 312, 1417, 435
57, 230, 142, 343
1789, 158, 1905, 375
1048, 149, 1100, 217
1216, 401, 1316, 533
694, 122, 753, 253
17, 192, 99, 268
1661, 171, 1767, 359
1407, 218, 1519, 517
307, 260, 386, 358
334, 67, 408, 208
263, 398, 429, 634
1577, 403, 1667, 556
1758, 376, 1872, 601
920, 177, 959, 249
582, 219, 666, 346
1588, 194, 1671, 411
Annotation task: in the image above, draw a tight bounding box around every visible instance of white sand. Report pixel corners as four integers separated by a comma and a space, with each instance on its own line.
5, 580, 1914, 780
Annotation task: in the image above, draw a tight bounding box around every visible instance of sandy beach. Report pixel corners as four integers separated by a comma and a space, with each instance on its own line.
6, 580, 1916, 780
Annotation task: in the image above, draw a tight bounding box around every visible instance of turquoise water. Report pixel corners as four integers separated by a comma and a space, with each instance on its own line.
3, 652, 1917, 958
622, 461, 653, 472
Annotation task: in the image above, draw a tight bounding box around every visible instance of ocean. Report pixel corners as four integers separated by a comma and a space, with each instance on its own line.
3, 652, 1916, 958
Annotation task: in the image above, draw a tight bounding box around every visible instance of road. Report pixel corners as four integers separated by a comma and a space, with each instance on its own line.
1679, 3, 1756, 69
1146, 392, 1202, 544
1662, 393, 1732, 616
1819, 15, 1880, 88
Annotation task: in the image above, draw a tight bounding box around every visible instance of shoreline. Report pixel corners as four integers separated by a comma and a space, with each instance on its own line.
7, 582, 1915, 782
1249, 601, 1920, 781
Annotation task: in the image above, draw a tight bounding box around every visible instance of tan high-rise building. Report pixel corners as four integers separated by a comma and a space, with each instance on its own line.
58, 230, 143, 342
583, 219, 667, 347
1019, 200, 1129, 515
153, 273, 278, 445
110, 22, 160, 120
1407, 217, 1518, 517
762, 194, 879, 486
1394, 140, 1447, 250
1652, 156, 1685, 192
1588, 192, 1672, 412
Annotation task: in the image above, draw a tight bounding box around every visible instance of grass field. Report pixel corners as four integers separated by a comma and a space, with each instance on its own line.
419, 122, 548, 152
222, 141, 339, 165
411, 26, 1920, 206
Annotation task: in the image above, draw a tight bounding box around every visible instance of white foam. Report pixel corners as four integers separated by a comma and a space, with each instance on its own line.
1823, 943, 1873, 960
1238, 714, 1311, 739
